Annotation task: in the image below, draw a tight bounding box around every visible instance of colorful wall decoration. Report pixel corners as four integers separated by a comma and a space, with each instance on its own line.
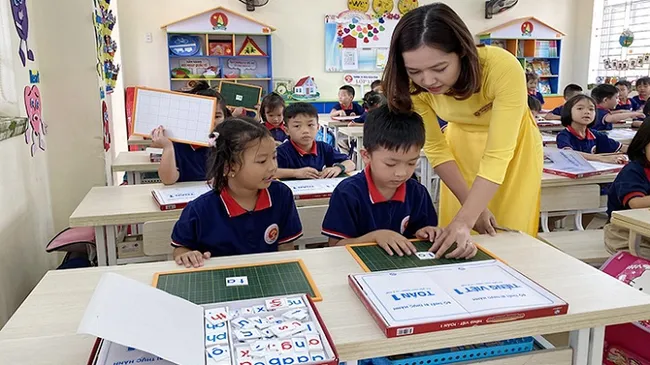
92, 0, 119, 94
23, 85, 46, 156
324, 10, 398, 72
10, 0, 35, 67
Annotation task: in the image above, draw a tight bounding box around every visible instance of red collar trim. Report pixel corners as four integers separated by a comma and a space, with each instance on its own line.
566, 126, 595, 140
339, 103, 353, 110
265, 121, 286, 132
364, 166, 406, 204
597, 105, 611, 111
618, 99, 631, 106
645, 167, 650, 181
528, 90, 537, 95
290, 139, 317, 156
219, 188, 272, 217
637, 96, 648, 102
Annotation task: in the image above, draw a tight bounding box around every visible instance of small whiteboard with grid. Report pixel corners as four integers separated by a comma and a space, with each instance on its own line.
132, 87, 216, 146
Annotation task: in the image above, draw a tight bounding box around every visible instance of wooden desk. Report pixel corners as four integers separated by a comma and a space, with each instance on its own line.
70, 182, 331, 266
127, 135, 153, 147
3, 233, 650, 365
112, 151, 159, 184
611, 208, 650, 256
339, 126, 364, 168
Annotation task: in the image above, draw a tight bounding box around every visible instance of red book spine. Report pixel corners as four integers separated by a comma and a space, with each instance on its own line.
348, 275, 390, 336
294, 192, 332, 200
306, 295, 340, 365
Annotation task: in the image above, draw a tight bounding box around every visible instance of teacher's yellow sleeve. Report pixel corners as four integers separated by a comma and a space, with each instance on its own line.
412, 93, 454, 168
477, 50, 528, 184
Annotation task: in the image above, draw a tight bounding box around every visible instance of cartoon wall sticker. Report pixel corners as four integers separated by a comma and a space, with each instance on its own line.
10, 0, 35, 66
29, 70, 39, 84
24, 85, 46, 156
102, 101, 111, 151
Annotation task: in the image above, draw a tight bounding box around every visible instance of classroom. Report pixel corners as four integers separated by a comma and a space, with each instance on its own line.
2, 0, 650, 364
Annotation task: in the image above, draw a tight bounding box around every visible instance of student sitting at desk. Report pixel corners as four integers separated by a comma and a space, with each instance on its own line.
605, 118, 650, 258
330, 85, 365, 117
632, 77, 650, 110
151, 89, 230, 185
615, 80, 639, 112
349, 91, 386, 126
275, 103, 355, 180
527, 95, 542, 119
321, 105, 477, 259
171, 117, 303, 268
591, 84, 645, 131
260, 92, 288, 144
544, 84, 583, 120
556, 94, 628, 164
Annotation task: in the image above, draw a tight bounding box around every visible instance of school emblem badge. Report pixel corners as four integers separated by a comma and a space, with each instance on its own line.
400, 216, 410, 234
265, 224, 279, 244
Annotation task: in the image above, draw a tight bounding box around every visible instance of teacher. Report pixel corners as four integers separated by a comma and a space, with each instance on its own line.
383, 3, 543, 255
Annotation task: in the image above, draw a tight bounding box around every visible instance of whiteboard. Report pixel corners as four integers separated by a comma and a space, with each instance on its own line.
132, 87, 217, 146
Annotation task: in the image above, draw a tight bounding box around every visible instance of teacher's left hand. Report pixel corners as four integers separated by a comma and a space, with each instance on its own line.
474, 209, 497, 236
429, 219, 475, 259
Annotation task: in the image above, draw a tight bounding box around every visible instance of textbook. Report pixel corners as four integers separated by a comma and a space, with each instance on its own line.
151, 183, 211, 210
281, 177, 346, 200
543, 147, 623, 179
146, 147, 163, 163
331, 115, 358, 121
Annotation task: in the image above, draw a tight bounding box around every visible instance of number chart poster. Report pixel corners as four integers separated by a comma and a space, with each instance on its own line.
324, 11, 399, 72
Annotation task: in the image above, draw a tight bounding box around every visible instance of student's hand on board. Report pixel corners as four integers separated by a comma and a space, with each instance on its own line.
634, 112, 646, 119
373, 230, 417, 257
175, 250, 211, 268
473, 209, 497, 236
151, 126, 172, 149
295, 167, 320, 179
429, 219, 475, 259
415, 226, 443, 242
320, 166, 342, 179
232, 107, 246, 117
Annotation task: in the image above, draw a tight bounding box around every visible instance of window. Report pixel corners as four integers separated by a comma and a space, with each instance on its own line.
0, 0, 17, 114
588, 0, 650, 84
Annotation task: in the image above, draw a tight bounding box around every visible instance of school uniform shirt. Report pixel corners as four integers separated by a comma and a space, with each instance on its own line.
632, 95, 647, 110
171, 181, 303, 256
529, 91, 545, 105
332, 102, 365, 116
607, 160, 650, 218
551, 105, 563, 116
264, 121, 288, 143
173, 142, 209, 182
276, 139, 349, 171
594, 106, 613, 131
615, 99, 639, 111
556, 126, 622, 154
321, 166, 438, 240
353, 111, 368, 123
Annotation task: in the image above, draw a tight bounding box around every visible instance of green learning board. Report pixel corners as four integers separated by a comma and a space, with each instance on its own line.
348, 241, 496, 272
218, 81, 262, 110
153, 260, 320, 305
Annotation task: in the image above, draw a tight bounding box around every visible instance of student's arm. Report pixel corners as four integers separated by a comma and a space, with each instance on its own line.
628, 196, 650, 209
171, 205, 210, 267
321, 144, 356, 178
604, 111, 646, 123
578, 152, 626, 165
276, 185, 303, 245
544, 112, 561, 120
151, 126, 180, 185
614, 165, 650, 209
330, 104, 344, 117
328, 230, 416, 256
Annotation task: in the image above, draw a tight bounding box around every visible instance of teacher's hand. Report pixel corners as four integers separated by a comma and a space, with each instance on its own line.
474, 209, 497, 236
428, 219, 476, 259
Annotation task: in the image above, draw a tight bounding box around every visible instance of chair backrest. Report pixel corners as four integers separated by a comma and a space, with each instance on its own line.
294, 204, 329, 248
143, 219, 176, 256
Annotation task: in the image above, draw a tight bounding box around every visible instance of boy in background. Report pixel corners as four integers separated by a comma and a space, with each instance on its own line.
276, 103, 355, 179
330, 85, 365, 117
632, 77, 650, 109
615, 80, 640, 111
544, 84, 583, 120
371, 80, 383, 93
591, 84, 645, 131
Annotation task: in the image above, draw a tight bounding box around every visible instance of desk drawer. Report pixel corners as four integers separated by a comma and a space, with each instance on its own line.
541, 185, 600, 212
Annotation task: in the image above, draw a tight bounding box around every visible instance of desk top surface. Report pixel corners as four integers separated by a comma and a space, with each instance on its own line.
112, 151, 159, 172
2, 233, 650, 363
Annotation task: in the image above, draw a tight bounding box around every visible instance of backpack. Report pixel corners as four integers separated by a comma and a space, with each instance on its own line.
316, 128, 336, 149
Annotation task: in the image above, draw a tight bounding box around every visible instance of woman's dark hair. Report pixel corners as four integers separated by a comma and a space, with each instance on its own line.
560, 94, 597, 127
186, 81, 211, 94
207, 117, 272, 192
260, 92, 286, 122
527, 95, 541, 113
383, 3, 481, 113
188, 87, 231, 119
627, 118, 650, 163
362, 91, 386, 110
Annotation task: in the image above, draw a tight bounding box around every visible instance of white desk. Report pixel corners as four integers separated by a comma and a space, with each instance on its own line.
112, 151, 159, 184
338, 126, 364, 168
2, 233, 650, 365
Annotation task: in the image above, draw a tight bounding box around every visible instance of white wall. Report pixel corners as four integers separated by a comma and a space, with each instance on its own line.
117, 0, 594, 100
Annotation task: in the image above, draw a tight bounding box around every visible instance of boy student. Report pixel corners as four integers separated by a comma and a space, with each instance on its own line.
371, 79, 383, 93
322, 105, 475, 259
544, 84, 583, 120
591, 83, 645, 131
276, 103, 355, 179
330, 85, 365, 117
632, 77, 650, 109
615, 80, 639, 111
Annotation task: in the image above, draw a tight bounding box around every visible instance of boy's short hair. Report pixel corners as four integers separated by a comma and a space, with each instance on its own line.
370, 80, 381, 89
283, 102, 318, 124
615, 80, 632, 90
363, 104, 425, 153
636, 77, 650, 87
526, 72, 539, 82
527, 95, 541, 112
591, 84, 618, 104
339, 85, 355, 98
563, 84, 583, 99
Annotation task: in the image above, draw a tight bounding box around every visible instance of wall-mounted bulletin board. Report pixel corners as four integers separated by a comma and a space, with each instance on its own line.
324, 11, 400, 73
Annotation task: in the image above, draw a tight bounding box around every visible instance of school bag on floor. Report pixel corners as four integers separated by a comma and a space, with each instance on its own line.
46, 227, 96, 268
316, 128, 336, 149
600, 251, 650, 363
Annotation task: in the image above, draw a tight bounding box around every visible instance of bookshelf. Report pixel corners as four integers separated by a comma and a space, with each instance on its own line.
161, 6, 275, 95
477, 17, 565, 97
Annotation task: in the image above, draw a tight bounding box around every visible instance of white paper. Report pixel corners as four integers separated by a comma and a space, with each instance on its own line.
96, 341, 175, 365
544, 147, 595, 173
281, 177, 346, 197
78, 273, 205, 365
341, 48, 358, 71
153, 184, 212, 205
134, 88, 216, 145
